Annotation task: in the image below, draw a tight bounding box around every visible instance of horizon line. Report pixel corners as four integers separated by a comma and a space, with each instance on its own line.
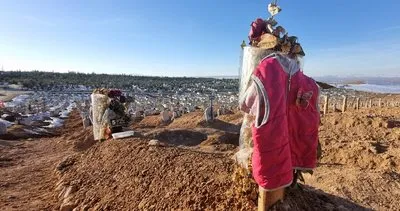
1, 69, 399, 79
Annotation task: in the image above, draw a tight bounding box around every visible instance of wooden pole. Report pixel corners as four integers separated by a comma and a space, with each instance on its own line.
258, 187, 285, 211
323, 95, 329, 116
369, 99, 372, 108
341, 95, 347, 113
379, 98, 382, 107
356, 98, 360, 110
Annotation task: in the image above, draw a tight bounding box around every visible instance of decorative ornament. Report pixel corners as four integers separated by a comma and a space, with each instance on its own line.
268, 3, 282, 17
258, 33, 278, 49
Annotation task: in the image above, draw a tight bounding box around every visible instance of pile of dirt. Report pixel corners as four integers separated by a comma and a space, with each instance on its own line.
144, 127, 239, 152
307, 107, 400, 210
167, 112, 205, 129
54, 139, 373, 211
217, 112, 243, 125
54, 140, 244, 210
199, 131, 239, 151
197, 119, 241, 133
132, 115, 166, 129
319, 108, 400, 172
145, 129, 208, 146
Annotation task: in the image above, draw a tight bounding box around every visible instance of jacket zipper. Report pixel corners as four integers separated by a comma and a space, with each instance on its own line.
287, 70, 292, 98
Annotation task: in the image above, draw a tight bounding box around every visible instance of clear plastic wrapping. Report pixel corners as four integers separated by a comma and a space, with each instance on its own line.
235, 47, 275, 170
90, 94, 110, 141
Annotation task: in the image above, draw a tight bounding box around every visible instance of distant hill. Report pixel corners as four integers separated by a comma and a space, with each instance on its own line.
316, 81, 335, 89
0, 71, 238, 93
314, 76, 400, 85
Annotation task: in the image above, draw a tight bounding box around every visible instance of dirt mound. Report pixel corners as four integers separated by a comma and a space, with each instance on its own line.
319, 108, 400, 172
132, 115, 166, 129
53, 139, 379, 211
167, 112, 204, 129
307, 107, 400, 210
217, 112, 243, 125
56, 111, 97, 152
166, 111, 243, 132
64, 128, 96, 151
144, 127, 239, 152
58, 110, 83, 133
54, 140, 244, 210
146, 129, 208, 146
200, 131, 239, 151
198, 119, 241, 133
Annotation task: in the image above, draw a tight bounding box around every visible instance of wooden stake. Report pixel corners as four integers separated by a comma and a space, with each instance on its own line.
379, 98, 382, 107
356, 98, 360, 110
341, 95, 347, 113
369, 99, 372, 108
258, 187, 285, 211
323, 95, 329, 116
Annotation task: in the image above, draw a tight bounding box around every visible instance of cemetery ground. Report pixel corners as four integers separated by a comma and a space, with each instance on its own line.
0, 97, 400, 210
0, 89, 32, 102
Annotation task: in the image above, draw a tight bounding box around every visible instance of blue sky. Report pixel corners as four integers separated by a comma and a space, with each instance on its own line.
0, 0, 399, 77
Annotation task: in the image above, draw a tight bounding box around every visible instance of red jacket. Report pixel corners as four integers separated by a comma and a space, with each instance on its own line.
242, 53, 320, 190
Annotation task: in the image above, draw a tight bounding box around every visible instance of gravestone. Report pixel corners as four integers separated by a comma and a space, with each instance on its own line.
204, 107, 213, 122
0, 121, 6, 135
172, 111, 178, 120
160, 111, 171, 123
82, 115, 91, 128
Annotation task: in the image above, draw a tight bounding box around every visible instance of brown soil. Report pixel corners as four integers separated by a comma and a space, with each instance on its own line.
0, 105, 399, 210
167, 111, 205, 129
132, 115, 166, 129
306, 107, 400, 210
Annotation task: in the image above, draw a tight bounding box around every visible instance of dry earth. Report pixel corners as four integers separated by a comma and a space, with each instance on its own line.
0, 104, 399, 210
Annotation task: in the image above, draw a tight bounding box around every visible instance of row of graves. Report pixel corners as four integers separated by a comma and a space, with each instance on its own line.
0, 87, 238, 138
87, 88, 238, 140
0, 92, 87, 136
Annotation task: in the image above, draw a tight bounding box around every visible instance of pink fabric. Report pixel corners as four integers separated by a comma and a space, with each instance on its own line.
250, 56, 319, 190
287, 71, 320, 169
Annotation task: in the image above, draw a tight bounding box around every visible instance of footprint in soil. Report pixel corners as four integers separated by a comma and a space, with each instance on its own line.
371, 142, 388, 154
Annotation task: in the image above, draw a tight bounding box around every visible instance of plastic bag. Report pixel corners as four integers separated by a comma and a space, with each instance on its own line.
91, 93, 110, 141
236, 47, 275, 171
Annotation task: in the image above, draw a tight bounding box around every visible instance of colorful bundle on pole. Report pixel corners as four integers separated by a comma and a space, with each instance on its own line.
246, 0, 305, 57
234, 1, 314, 210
